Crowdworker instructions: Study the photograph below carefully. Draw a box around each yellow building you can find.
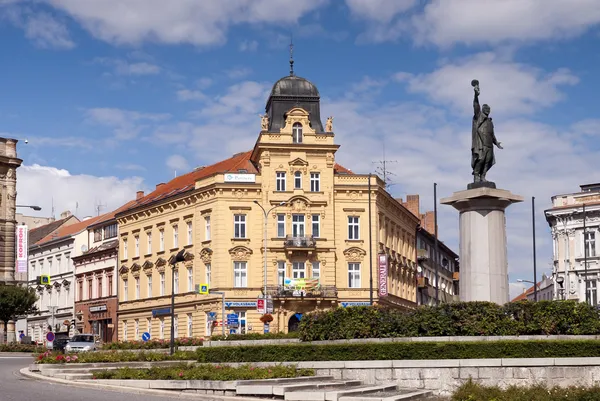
[116,71,419,340]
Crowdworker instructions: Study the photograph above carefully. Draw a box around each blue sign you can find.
[225,302,256,308]
[141,332,151,342]
[341,302,371,308]
[229,329,236,334]
[208,312,217,318]
[46,332,55,342]
[227,313,238,321]
[264,323,270,334]
[19,333,25,339]
[152,308,172,317]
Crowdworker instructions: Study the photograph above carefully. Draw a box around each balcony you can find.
[417,248,429,261]
[266,284,337,299]
[284,235,316,255]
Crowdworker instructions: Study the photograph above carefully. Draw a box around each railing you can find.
[265,285,337,298]
[284,235,316,248]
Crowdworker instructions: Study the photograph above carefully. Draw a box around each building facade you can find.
[511,273,554,302]
[116,71,420,340]
[545,183,600,304]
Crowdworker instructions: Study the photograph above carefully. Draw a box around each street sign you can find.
[199,283,209,295]
[264,323,270,334]
[257,298,265,314]
[40,275,51,285]
[226,313,238,321]
[141,332,151,342]
[207,312,217,321]
[266,298,274,313]
[19,333,24,340]
[46,332,55,342]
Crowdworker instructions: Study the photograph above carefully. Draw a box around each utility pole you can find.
[434,183,439,305]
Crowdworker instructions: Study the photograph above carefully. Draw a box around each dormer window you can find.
[292,123,303,143]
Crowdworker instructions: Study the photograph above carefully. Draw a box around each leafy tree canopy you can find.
[0,285,38,327]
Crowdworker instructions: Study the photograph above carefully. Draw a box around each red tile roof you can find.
[334,163,353,174]
[37,215,104,245]
[511,283,539,302]
[28,215,79,245]
[88,199,138,228]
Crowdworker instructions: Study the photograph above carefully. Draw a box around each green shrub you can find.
[298,301,600,341]
[196,340,600,363]
[93,363,314,381]
[209,332,299,341]
[0,343,45,353]
[101,337,203,350]
[453,379,600,400]
[35,350,196,364]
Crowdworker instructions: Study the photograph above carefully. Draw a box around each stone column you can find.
[441,186,523,305]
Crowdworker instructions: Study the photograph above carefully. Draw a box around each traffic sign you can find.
[19,333,24,339]
[46,332,55,342]
[198,283,209,295]
[257,298,265,314]
[40,275,51,285]
[141,332,151,342]
[207,312,217,321]
[264,323,270,334]
[226,313,238,321]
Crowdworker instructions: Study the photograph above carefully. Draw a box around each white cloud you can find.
[239,39,258,52]
[345,0,417,23]
[225,67,252,80]
[166,154,189,172]
[3,6,75,49]
[84,108,170,140]
[396,52,579,116]
[41,0,327,46]
[176,89,206,101]
[195,77,213,89]
[16,164,144,219]
[94,58,161,76]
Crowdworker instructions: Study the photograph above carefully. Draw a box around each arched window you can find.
[292,123,303,143]
[294,171,302,189]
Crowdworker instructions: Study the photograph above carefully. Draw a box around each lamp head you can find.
[253,200,259,204]
[279,201,286,206]
[32,206,42,211]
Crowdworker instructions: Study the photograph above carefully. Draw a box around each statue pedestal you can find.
[441,186,523,305]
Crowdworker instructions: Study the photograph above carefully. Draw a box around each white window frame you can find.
[277,261,286,285]
[159,229,165,252]
[135,319,139,340]
[147,275,152,297]
[205,216,211,241]
[174,270,179,293]
[135,277,140,299]
[234,214,246,238]
[292,214,305,237]
[187,313,193,337]
[147,317,152,335]
[234,261,247,288]
[187,267,193,291]
[294,171,302,189]
[348,262,361,288]
[292,262,306,279]
[160,272,165,296]
[312,261,320,280]
[292,122,302,143]
[147,232,152,254]
[277,214,286,238]
[187,221,193,245]
[234,311,247,335]
[276,172,286,191]
[310,172,320,192]
[159,318,165,339]
[173,225,179,248]
[585,231,596,257]
[123,279,128,302]
[312,214,320,238]
[134,236,140,257]
[123,320,128,340]
[348,216,360,240]
[206,263,211,286]
[174,316,179,339]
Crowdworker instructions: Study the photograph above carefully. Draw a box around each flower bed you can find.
[93,363,314,381]
[209,332,299,342]
[299,300,600,341]
[0,343,45,353]
[36,350,196,364]
[452,379,600,400]
[196,340,600,363]
[101,337,203,350]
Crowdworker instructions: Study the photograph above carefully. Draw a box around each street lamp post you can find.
[253,200,287,315]
[16,205,42,211]
[169,249,186,355]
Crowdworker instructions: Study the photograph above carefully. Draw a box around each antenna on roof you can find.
[75,201,79,218]
[289,34,294,76]
[51,198,55,219]
[95,200,106,216]
[372,141,398,189]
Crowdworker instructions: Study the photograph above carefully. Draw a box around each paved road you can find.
[0,356,183,401]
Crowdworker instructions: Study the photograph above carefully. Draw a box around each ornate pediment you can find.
[343,247,367,262]
[289,158,309,167]
[119,264,129,275]
[155,257,167,273]
[183,251,194,261]
[53,281,62,289]
[199,248,213,263]
[142,260,154,274]
[131,263,141,272]
[229,245,253,261]
[61,280,70,288]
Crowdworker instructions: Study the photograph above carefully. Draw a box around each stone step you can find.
[274,380,363,396]
[340,389,433,401]
[236,376,338,395]
[48,372,94,380]
[285,383,399,401]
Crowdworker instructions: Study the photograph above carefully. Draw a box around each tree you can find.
[0,285,38,342]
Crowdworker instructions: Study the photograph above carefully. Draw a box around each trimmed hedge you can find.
[453,379,600,400]
[36,350,196,364]
[196,340,600,363]
[210,332,298,341]
[298,301,600,341]
[0,343,45,353]
[102,337,203,350]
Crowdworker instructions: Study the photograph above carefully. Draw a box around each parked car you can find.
[64,334,98,353]
[52,337,70,353]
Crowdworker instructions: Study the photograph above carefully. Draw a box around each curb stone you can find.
[19,368,263,400]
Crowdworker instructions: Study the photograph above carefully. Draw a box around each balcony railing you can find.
[284,235,316,248]
[266,284,337,298]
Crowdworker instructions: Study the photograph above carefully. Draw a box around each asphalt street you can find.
[0,356,184,401]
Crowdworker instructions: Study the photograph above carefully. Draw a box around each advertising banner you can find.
[16,225,28,273]
[378,253,388,297]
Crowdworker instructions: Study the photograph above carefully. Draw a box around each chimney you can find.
[405,195,420,218]
[421,211,435,235]
[136,190,145,200]
[156,183,165,190]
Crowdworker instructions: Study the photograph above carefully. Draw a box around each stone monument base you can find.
[441,186,523,305]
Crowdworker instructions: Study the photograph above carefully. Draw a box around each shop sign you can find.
[224,302,256,308]
[89,304,107,313]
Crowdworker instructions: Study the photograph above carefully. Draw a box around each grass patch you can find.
[452,379,600,400]
[93,363,314,381]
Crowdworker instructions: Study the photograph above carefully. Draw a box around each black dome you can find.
[270,75,320,97]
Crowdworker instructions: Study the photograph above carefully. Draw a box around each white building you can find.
[26,216,101,343]
[545,183,600,304]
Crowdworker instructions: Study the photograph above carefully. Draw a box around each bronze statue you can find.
[471,79,503,184]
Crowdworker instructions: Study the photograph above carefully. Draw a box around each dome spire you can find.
[289,35,294,76]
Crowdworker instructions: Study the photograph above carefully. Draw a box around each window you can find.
[135,319,139,340]
[135,277,140,299]
[107,275,113,296]
[187,267,193,291]
[292,214,305,237]
[585,231,596,257]
[174,270,179,293]
[292,262,306,279]
[159,318,165,339]
[187,314,193,337]
[348,263,361,288]
[312,261,320,280]
[234,261,247,287]
[147,275,152,297]
[94,228,102,242]
[587,280,598,306]
[205,216,211,241]
[123,279,128,301]
[348,216,360,240]
[234,311,247,335]
[187,221,193,245]
[277,261,286,285]
[104,223,117,239]
[88,279,93,300]
[123,239,128,259]
[48,258,53,274]
[312,214,320,238]
[277,214,286,237]
[310,172,320,192]
[147,232,152,254]
[160,272,165,296]
[206,264,211,285]
[78,281,83,302]
[98,276,103,298]
[276,172,286,191]
[159,229,165,252]
[294,171,302,189]
[292,122,302,143]
[173,316,179,339]
[234,214,246,238]
[173,225,179,248]
[147,317,152,335]
[134,236,140,257]
[123,321,128,341]
[56,256,62,274]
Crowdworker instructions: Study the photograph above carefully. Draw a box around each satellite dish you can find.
[81,245,88,252]
[416,266,422,273]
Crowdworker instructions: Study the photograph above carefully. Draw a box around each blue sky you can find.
[3,0,600,298]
